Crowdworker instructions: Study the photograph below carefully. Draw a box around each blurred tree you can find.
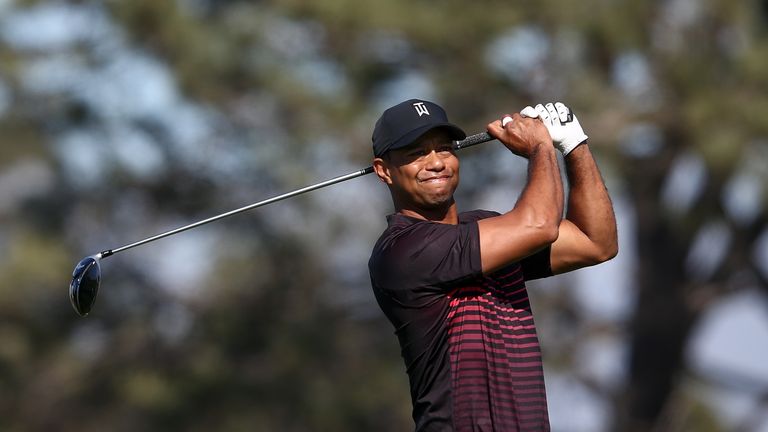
[0,0,766,431]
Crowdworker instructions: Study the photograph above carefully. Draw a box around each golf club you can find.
[69,131,494,316]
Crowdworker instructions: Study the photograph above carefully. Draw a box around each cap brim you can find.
[383,123,467,156]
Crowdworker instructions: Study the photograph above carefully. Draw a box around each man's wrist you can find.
[559,135,588,156]
[564,141,589,159]
[529,140,556,158]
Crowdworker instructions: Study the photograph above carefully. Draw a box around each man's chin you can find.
[422,194,455,210]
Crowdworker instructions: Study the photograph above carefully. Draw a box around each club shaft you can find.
[101,167,374,257]
[99,132,494,258]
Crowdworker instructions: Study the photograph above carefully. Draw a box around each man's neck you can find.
[397,203,459,225]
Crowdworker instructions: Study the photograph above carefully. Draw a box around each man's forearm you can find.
[564,144,617,255]
[516,144,564,230]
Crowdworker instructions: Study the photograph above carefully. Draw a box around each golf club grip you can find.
[454,132,493,150]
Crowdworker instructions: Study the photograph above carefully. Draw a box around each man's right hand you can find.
[486,113,553,159]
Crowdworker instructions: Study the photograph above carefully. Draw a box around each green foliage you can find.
[0,0,766,430]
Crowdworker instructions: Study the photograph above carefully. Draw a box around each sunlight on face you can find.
[384,128,460,212]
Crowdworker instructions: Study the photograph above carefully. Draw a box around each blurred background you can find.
[1,0,767,430]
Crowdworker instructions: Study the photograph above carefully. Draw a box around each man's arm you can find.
[550,143,618,274]
[479,114,564,275]
[525,102,618,274]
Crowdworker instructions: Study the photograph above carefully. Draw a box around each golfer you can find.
[368,99,617,431]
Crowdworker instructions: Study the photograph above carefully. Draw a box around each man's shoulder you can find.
[368,217,425,283]
[384,209,501,227]
[369,212,485,288]
[372,214,433,256]
[459,209,500,222]
[375,210,497,246]
[370,210,493,266]
[385,213,424,230]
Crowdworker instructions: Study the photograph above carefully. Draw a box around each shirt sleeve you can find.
[466,209,553,281]
[372,220,483,293]
[521,245,553,281]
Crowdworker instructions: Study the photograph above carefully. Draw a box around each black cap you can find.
[372,99,466,157]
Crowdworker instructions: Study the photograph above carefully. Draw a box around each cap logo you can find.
[413,102,430,117]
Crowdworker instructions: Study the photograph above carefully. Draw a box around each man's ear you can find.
[373,157,393,185]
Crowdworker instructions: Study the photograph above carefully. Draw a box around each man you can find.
[368,99,618,431]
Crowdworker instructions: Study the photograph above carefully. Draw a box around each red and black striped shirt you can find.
[369,210,552,431]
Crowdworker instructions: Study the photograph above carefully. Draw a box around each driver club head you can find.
[69,255,101,317]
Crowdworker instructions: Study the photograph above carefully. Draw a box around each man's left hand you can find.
[521,102,588,156]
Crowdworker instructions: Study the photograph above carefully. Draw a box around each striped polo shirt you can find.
[369,210,552,431]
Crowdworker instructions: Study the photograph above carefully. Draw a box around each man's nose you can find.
[424,150,445,170]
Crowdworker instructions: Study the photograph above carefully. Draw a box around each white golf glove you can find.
[521,102,588,156]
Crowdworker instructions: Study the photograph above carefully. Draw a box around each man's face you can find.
[377,128,460,212]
